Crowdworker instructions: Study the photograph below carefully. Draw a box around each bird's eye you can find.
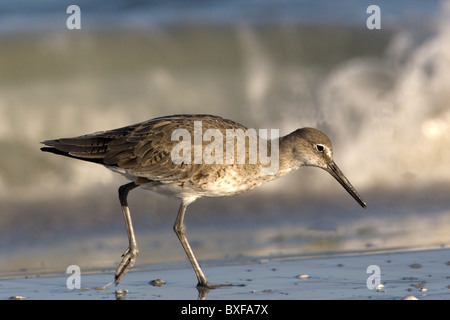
[316,144,324,152]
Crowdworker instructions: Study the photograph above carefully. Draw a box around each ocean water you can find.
[0,1,449,278]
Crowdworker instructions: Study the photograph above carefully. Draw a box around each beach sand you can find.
[3,247,449,300]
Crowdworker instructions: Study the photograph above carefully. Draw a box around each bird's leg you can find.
[173,202,214,288]
[115,182,139,285]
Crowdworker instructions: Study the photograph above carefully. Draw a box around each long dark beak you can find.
[325,161,367,208]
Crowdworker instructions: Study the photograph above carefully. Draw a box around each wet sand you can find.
[2,247,449,300]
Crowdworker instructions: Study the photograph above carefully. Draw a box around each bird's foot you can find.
[114,246,139,285]
[197,281,244,289]
[196,281,245,299]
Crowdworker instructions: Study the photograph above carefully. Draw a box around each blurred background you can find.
[1,0,449,277]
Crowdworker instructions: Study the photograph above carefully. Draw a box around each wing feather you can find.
[41,114,250,183]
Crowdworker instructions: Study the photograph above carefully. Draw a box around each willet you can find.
[41,114,366,288]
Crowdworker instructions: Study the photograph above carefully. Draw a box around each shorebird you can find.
[41,114,366,288]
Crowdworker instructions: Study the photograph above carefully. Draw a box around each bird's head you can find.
[290,128,367,208]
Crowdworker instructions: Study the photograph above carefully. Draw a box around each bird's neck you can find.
[280,132,308,175]
[261,133,304,178]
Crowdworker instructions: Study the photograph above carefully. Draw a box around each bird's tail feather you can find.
[40,136,113,164]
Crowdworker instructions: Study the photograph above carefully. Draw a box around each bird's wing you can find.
[42,114,249,182]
